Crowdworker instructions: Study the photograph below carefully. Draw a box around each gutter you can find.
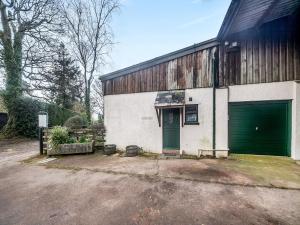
[100,38,219,81]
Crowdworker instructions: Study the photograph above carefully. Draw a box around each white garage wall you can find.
[229,81,299,160]
[229,81,294,102]
[293,82,300,160]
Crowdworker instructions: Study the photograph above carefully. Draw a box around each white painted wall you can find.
[229,81,294,102]
[216,88,229,150]
[181,88,214,155]
[229,81,299,160]
[104,92,162,154]
[104,81,300,159]
[104,88,219,155]
[292,82,300,160]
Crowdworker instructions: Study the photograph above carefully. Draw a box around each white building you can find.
[100,0,300,159]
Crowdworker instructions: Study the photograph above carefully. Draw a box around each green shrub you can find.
[5,97,42,137]
[78,135,89,143]
[2,96,79,138]
[49,126,70,148]
[64,115,87,129]
[68,137,77,144]
[47,104,78,128]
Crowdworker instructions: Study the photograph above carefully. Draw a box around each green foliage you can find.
[47,104,78,128]
[68,137,77,144]
[4,97,41,137]
[64,115,88,129]
[3,97,78,137]
[0,93,7,113]
[41,43,83,109]
[79,135,88,143]
[49,126,70,148]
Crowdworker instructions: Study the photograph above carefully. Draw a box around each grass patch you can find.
[180,154,199,160]
[45,163,82,171]
[223,154,300,188]
[21,154,46,164]
[139,151,159,159]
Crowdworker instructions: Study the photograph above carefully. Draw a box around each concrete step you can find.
[160,149,180,159]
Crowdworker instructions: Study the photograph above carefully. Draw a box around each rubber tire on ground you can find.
[125,145,139,157]
[104,144,116,155]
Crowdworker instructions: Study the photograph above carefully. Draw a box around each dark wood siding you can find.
[219,37,300,86]
[219,15,300,86]
[103,46,218,95]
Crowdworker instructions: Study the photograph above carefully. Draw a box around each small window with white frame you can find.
[185,104,199,125]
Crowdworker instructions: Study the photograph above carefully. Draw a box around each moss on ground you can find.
[21,154,46,164]
[180,154,199,160]
[139,151,159,159]
[222,154,300,188]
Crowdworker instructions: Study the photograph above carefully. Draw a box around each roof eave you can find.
[217,0,242,40]
[100,38,219,81]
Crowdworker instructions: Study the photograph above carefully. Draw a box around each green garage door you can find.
[229,101,291,156]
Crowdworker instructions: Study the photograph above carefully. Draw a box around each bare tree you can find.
[0,0,62,132]
[91,78,104,117]
[63,0,119,122]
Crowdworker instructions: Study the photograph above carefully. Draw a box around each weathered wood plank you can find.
[295,38,300,80]
[272,39,280,82]
[265,39,272,83]
[246,40,253,84]
[287,38,294,81]
[279,37,287,81]
[197,51,203,88]
[253,39,259,83]
[241,41,247,84]
[259,39,266,83]
[219,45,224,87]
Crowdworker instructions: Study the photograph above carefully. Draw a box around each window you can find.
[185,104,199,125]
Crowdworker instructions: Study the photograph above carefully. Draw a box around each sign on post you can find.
[38,112,48,155]
[38,112,48,128]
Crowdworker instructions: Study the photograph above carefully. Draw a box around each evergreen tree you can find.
[44,43,83,109]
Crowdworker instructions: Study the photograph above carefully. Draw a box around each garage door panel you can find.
[229,101,291,156]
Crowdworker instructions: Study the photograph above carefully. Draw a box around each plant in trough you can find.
[49,126,70,149]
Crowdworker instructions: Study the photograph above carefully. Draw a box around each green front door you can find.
[229,101,291,156]
[163,108,180,150]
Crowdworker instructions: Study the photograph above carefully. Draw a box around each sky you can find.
[105,0,232,74]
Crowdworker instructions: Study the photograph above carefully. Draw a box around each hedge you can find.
[6,97,78,137]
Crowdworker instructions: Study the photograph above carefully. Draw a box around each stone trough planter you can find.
[47,141,95,156]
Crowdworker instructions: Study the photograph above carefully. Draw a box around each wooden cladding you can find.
[103,46,218,95]
[103,37,300,96]
[219,37,300,86]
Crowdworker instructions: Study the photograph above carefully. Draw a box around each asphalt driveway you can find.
[0,139,300,225]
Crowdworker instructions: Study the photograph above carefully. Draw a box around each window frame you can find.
[184,104,199,125]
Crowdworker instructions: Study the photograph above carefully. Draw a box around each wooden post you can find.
[39,127,43,155]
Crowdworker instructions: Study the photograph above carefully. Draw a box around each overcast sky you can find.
[104,0,231,74]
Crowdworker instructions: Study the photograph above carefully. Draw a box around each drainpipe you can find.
[212,49,219,156]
